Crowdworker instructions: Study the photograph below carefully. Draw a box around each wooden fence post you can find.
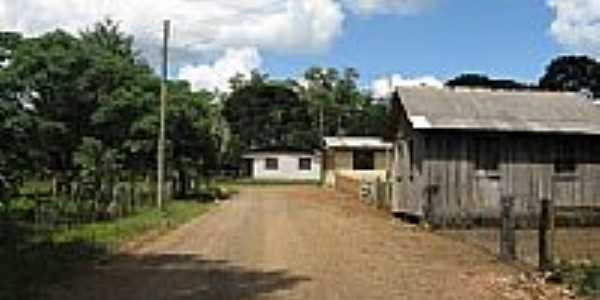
[539,198,554,272]
[375,177,381,206]
[500,196,516,261]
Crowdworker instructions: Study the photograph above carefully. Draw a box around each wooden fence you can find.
[334,174,392,211]
[335,174,361,202]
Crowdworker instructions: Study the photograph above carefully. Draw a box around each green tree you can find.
[0,30,94,193]
[0,31,22,68]
[166,81,220,198]
[0,32,37,197]
[342,100,386,137]
[0,98,37,199]
[447,73,533,90]
[539,55,600,97]
[223,74,318,155]
[3,20,162,195]
[302,67,368,137]
[1,20,227,207]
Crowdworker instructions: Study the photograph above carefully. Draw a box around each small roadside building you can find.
[388,87,600,225]
[322,137,393,186]
[242,148,322,181]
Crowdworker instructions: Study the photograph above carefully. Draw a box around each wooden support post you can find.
[539,198,554,272]
[500,196,516,261]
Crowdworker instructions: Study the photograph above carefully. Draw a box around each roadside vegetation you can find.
[1,197,213,300]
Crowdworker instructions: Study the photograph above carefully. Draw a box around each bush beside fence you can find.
[0,177,220,300]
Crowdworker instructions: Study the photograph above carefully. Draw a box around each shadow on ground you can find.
[1,219,308,300]
[44,253,311,300]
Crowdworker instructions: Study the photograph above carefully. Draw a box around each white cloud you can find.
[0,0,440,92]
[548,0,600,57]
[342,0,437,16]
[0,0,348,92]
[371,74,443,98]
[178,47,262,92]
[0,0,345,59]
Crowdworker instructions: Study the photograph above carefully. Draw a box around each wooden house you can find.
[388,87,600,225]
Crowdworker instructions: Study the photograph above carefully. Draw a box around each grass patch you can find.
[0,200,212,300]
[180,184,239,201]
[552,260,600,296]
[53,201,212,246]
[19,180,52,196]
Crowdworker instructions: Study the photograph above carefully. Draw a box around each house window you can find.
[265,158,278,170]
[475,137,500,172]
[353,150,375,170]
[299,158,312,171]
[554,141,576,174]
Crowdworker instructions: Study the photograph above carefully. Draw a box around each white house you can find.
[242,149,322,181]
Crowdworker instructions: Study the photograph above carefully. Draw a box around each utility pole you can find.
[157,20,170,211]
[319,104,324,140]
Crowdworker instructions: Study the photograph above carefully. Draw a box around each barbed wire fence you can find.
[428,178,600,295]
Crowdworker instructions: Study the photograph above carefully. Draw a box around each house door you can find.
[473,137,502,218]
[242,158,254,178]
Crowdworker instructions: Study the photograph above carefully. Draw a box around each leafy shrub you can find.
[191,185,237,201]
[552,259,600,296]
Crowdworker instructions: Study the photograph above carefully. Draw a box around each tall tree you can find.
[0,20,228,203]
[3,20,159,195]
[302,67,367,137]
[0,31,22,68]
[5,30,95,191]
[0,97,36,198]
[0,32,37,198]
[223,75,318,154]
[446,73,533,90]
[166,81,220,198]
[342,99,386,137]
[539,55,600,97]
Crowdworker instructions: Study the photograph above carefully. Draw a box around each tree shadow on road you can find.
[44,253,311,300]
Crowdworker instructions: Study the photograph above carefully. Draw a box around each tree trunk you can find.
[52,173,59,198]
[177,168,187,199]
[145,173,153,206]
[128,171,136,214]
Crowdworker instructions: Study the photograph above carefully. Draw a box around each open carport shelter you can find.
[322,136,393,187]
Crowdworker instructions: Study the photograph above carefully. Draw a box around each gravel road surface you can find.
[46,186,570,300]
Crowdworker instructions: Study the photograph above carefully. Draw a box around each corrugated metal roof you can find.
[323,136,393,149]
[398,87,600,134]
[242,152,319,158]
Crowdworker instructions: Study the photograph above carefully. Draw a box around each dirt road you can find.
[46,186,565,300]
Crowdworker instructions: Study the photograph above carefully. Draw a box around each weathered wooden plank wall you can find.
[396,132,600,226]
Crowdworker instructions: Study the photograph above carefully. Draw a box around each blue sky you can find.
[1,0,599,93]
[265,1,561,85]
